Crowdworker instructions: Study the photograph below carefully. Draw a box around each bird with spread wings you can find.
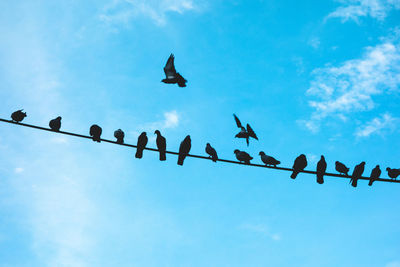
[233,114,258,146]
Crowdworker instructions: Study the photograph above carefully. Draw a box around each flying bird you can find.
[368,165,381,186]
[135,132,148,159]
[233,114,258,146]
[89,124,102,142]
[177,135,191,165]
[234,149,253,164]
[49,116,62,131]
[258,151,280,167]
[114,129,125,144]
[155,130,166,161]
[335,161,350,176]
[350,162,365,187]
[161,54,187,87]
[291,154,307,179]
[316,155,327,184]
[11,110,27,123]
[386,167,400,180]
[205,143,218,162]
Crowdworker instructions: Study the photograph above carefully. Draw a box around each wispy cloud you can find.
[326,0,400,22]
[301,33,400,133]
[100,0,197,26]
[355,113,398,138]
[140,110,180,131]
[386,261,400,267]
[14,167,24,173]
[239,223,281,241]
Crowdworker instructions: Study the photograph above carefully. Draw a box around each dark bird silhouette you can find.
[233,114,258,146]
[291,154,307,179]
[335,161,350,176]
[89,124,102,142]
[155,130,166,161]
[177,135,191,165]
[259,151,280,167]
[49,116,61,131]
[316,155,327,184]
[114,129,125,144]
[205,143,218,162]
[234,149,253,164]
[368,165,381,186]
[350,162,365,187]
[11,110,27,123]
[135,132,148,159]
[386,167,400,180]
[161,54,187,87]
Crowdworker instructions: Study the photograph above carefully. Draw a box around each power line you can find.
[0,118,398,184]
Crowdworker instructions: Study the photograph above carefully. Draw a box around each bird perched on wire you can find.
[135,132,148,159]
[11,110,27,123]
[49,116,62,131]
[316,155,327,184]
[161,54,187,87]
[258,151,280,167]
[155,130,166,161]
[350,162,365,187]
[335,161,350,176]
[233,114,258,146]
[178,135,191,165]
[386,167,400,180]
[368,165,381,186]
[291,154,307,179]
[89,124,102,142]
[234,149,253,164]
[114,129,125,144]
[205,143,218,162]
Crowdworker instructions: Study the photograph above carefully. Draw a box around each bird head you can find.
[56,116,62,120]
[234,133,240,138]
[259,151,265,156]
[321,155,325,159]
[361,162,366,165]
[335,161,339,164]
[387,167,391,171]
[154,130,160,135]
[141,132,147,136]
[206,143,210,146]
[234,149,240,154]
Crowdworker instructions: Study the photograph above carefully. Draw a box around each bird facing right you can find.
[291,154,307,179]
[350,162,365,187]
[368,165,381,186]
[316,155,327,184]
[177,135,191,166]
[49,116,62,131]
[135,132,148,159]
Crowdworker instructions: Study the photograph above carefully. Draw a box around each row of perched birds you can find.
[10,109,400,186]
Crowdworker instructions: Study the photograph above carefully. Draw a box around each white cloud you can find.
[100,0,197,26]
[386,261,400,267]
[140,110,180,131]
[15,167,24,173]
[240,223,281,241]
[309,37,321,49]
[355,113,398,137]
[302,34,400,133]
[326,0,400,22]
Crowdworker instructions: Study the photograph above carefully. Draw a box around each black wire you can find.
[0,118,398,184]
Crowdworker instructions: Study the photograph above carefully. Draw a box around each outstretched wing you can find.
[233,114,242,128]
[246,124,258,140]
[164,54,177,78]
[176,73,187,87]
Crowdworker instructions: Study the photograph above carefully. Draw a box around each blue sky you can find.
[0,0,400,266]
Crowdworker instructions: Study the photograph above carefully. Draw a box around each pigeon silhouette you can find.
[316,155,327,184]
[161,54,187,87]
[89,124,102,142]
[234,149,253,164]
[335,161,350,176]
[259,151,280,167]
[114,129,125,144]
[233,114,258,146]
[386,167,400,180]
[350,162,365,187]
[205,143,218,162]
[177,135,191,165]
[368,165,381,186]
[49,116,61,131]
[155,130,166,161]
[291,154,307,179]
[135,132,148,159]
[11,110,27,123]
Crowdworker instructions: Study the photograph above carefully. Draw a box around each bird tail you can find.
[368,179,374,186]
[291,171,299,179]
[212,155,218,162]
[116,137,123,144]
[177,155,185,165]
[135,149,143,159]
[351,178,358,187]
[246,138,249,146]
[160,151,166,161]
[316,174,324,184]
